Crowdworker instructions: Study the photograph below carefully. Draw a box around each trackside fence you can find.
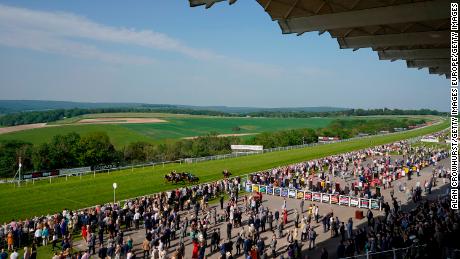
[342,245,428,259]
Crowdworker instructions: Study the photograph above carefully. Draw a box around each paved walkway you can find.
[74,157,450,258]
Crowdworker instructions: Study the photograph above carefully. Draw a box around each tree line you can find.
[0,108,230,126]
[0,118,425,178]
[0,107,444,126]
[245,108,445,118]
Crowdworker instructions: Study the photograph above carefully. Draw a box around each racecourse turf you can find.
[0,120,448,222]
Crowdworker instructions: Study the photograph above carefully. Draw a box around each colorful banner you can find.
[339,196,350,206]
[321,194,330,203]
[370,199,380,210]
[331,194,339,204]
[259,186,267,194]
[312,192,321,202]
[350,197,359,207]
[243,184,381,210]
[288,189,296,198]
[360,198,370,209]
[245,184,252,192]
[281,188,288,197]
[266,186,273,195]
[296,190,304,199]
[304,192,312,201]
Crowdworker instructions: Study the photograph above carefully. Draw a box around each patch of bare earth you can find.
[77,118,167,124]
[0,123,48,135]
[183,133,258,140]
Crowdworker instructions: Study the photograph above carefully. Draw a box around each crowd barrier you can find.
[341,245,428,259]
[244,183,382,210]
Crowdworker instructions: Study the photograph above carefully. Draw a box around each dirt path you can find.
[0,123,48,134]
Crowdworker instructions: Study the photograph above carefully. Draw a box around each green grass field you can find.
[0,120,448,222]
[0,115,335,147]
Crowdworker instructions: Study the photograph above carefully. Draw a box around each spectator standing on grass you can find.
[33,228,41,245]
[9,249,17,259]
[7,231,13,252]
[51,232,58,251]
[0,249,7,259]
[134,211,141,230]
[81,226,87,243]
[41,226,49,246]
[81,251,90,259]
[30,244,36,259]
[22,247,30,259]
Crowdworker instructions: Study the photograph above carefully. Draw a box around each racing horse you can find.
[186,173,199,184]
[164,171,184,184]
[165,171,199,184]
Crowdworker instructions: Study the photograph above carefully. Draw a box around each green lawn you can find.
[121,117,333,140]
[0,120,448,222]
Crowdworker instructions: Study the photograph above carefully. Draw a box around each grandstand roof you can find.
[189,0,450,78]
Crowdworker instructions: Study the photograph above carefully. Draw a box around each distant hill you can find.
[0,100,348,114]
[0,100,165,113]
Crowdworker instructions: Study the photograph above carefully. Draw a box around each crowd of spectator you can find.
[0,138,454,259]
[247,141,448,201]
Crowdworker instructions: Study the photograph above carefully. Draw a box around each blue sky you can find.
[0,0,449,111]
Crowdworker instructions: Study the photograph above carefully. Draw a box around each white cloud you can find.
[0,27,154,65]
[0,3,284,76]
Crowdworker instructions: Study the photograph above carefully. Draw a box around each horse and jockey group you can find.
[164,171,199,184]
